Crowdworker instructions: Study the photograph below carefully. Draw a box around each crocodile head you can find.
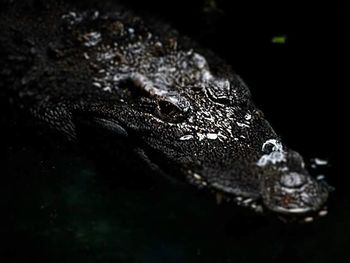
[0,1,331,222]
[86,37,330,220]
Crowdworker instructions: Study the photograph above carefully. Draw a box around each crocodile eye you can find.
[156,100,187,123]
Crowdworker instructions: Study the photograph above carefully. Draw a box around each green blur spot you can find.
[272,35,287,44]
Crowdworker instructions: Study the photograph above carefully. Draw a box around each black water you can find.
[0,1,348,262]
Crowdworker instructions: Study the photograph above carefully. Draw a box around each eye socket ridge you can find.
[155,98,188,123]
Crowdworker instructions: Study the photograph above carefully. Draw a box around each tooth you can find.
[319,210,328,217]
[235,196,243,202]
[317,175,325,181]
[304,217,314,223]
[216,193,223,205]
[193,173,202,180]
[243,198,253,205]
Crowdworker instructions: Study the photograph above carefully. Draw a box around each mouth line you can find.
[276,206,329,223]
[210,189,329,223]
[211,189,264,213]
[187,167,330,223]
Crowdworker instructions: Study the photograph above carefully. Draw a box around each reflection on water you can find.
[0,112,347,263]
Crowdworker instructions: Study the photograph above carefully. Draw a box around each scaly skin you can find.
[0,0,331,221]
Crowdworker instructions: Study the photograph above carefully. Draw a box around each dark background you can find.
[0,0,348,262]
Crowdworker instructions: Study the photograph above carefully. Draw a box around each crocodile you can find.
[0,0,331,221]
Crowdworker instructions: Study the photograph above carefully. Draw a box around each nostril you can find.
[261,139,284,153]
[263,143,275,154]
